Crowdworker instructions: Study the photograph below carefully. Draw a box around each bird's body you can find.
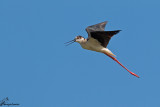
[65,21,139,78]
[78,37,115,56]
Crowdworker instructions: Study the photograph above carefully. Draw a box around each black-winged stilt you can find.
[65,21,139,78]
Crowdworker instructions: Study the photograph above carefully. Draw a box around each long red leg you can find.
[103,52,139,78]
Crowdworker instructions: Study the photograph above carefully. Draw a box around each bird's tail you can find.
[103,52,140,78]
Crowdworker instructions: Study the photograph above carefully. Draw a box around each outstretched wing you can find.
[86,21,108,38]
[90,30,121,47]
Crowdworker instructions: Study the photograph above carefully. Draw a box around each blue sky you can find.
[0,0,160,107]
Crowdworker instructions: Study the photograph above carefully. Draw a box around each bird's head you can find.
[64,36,86,46]
[75,36,85,43]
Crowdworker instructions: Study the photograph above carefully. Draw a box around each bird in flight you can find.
[65,21,139,78]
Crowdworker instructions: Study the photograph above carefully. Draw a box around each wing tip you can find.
[113,30,122,35]
[103,21,108,24]
[101,21,108,25]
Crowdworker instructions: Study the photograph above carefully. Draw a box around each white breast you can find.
[80,37,115,56]
[80,38,102,52]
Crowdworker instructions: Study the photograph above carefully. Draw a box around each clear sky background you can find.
[0,0,160,107]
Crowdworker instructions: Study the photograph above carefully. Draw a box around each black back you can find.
[90,30,121,47]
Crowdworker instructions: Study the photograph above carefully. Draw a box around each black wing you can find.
[4,104,20,105]
[90,30,121,47]
[86,21,107,37]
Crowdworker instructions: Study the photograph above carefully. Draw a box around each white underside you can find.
[79,38,115,56]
